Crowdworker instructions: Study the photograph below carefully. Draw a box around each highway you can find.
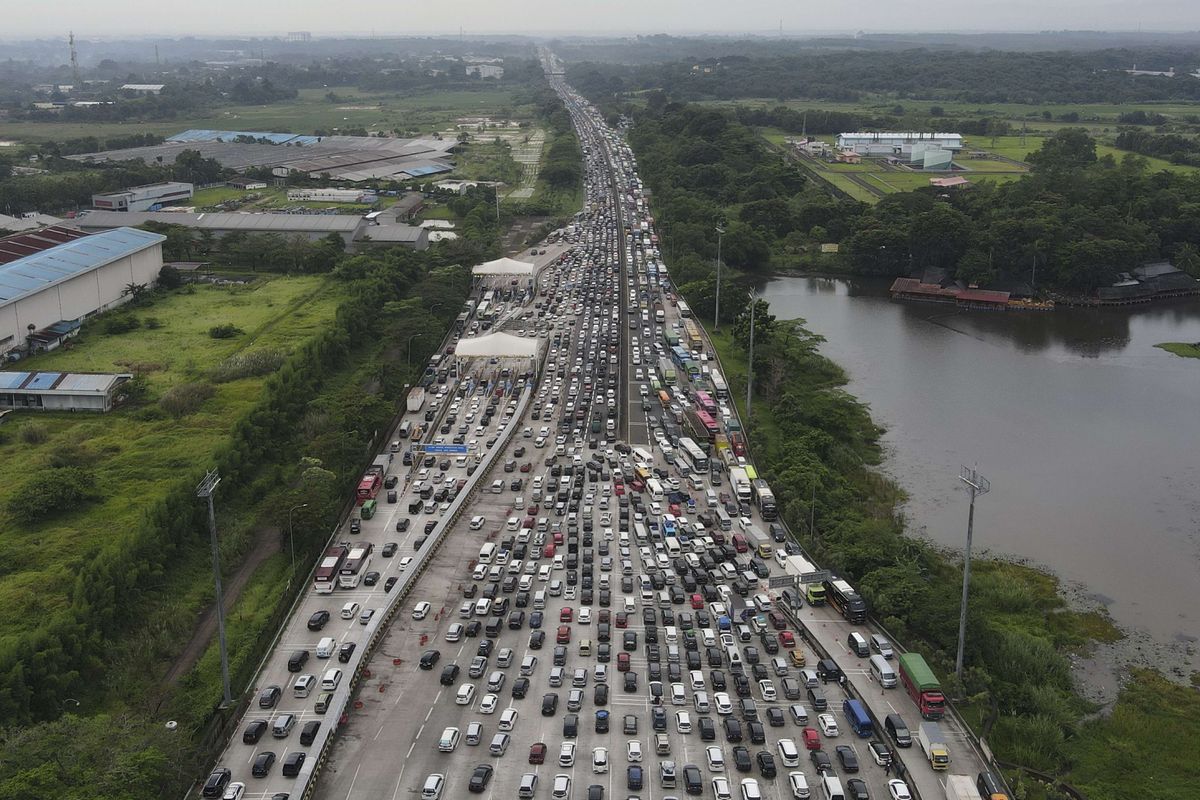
[202,55,995,800]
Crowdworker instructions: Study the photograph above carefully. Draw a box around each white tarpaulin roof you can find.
[472,257,535,277]
[455,332,542,359]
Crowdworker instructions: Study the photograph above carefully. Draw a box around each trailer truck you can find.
[898,653,946,720]
[944,775,977,800]
[917,721,950,770]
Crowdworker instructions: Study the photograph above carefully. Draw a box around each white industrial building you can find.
[836,132,963,154]
[0,371,132,412]
[286,188,376,203]
[92,181,194,212]
[0,227,165,360]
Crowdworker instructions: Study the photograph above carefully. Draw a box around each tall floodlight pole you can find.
[714,225,725,331]
[287,503,308,578]
[745,289,757,421]
[197,469,232,707]
[955,465,991,685]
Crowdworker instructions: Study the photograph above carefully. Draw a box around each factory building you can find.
[0,371,133,412]
[0,226,165,360]
[75,211,365,247]
[836,132,963,154]
[92,181,194,212]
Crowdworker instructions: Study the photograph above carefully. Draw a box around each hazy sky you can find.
[3,0,1198,38]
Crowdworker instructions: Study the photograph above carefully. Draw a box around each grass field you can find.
[0,276,341,646]
[0,86,535,143]
[1155,341,1200,358]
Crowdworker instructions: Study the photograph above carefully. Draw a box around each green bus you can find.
[360,499,378,519]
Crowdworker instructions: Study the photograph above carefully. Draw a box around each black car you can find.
[811,750,833,773]
[836,745,860,773]
[594,684,609,705]
[384,576,398,592]
[257,685,282,709]
[251,752,276,778]
[242,719,268,744]
[307,611,330,631]
[419,649,440,669]
[299,719,321,746]
[748,720,766,744]
[847,778,870,800]
[529,630,545,649]
[724,716,743,743]
[541,693,559,716]
[395,519,410,533]
[439,664,460,685]
[363,571,380,586]
[766,707,785,727]
[512,677,530,698]
[757,751,777,778]
[338,642,356,663]
[468,764,494,793]
[732,745,752,773]
[698,716,716,740]
[652,706,667,731]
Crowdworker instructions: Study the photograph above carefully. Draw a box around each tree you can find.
[157,265,183,289]
[1027,128,1097,173]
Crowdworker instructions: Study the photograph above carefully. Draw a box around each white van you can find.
[724,645,742,666]
[478,542,497,564]
[534,590,547,610]
[491,480,504,494]
[506,516,521,531]
[293,674,315,698]
[316,637,337,658]
[321,668,343,691]
[870,654,897,688]
[705,489,718,508]
[821,775,845,800]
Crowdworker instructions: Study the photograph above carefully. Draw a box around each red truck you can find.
[898,653,946,720]
[729,432,747,458]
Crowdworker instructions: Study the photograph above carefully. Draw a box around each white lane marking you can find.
[342,762,362,800]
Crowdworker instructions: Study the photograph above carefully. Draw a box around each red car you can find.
[614,483,625,496]
[615,613,628,629]
[802,728,821,750]
[669,503,681,515]
[779,631,796,648]
[769,612,786,630]
[598,609,611,624]
[557,625,571,644]
[617,652,631,672]
[529,742,547,764]
[690,594,704,610]
[527,505,538,516]
[560,607,574,623]
[520,462,532,473]
[544,543,556,558]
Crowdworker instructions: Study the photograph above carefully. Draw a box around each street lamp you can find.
[63,698,80,711]
[745,289,757,421]
[406,332,427,366]
[714,224,725,331]
[287,503,308,577]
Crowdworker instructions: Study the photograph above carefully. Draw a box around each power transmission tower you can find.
[197,470,232,707]
[955,465,990,686]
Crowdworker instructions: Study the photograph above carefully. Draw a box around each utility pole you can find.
[955,465,991,686]
[745,289,757,421]
[714,224,725,331]
[197,470,232,707]
[287,503,308,580]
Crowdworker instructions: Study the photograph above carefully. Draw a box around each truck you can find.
[730,467,752,503]
[898,653,946,720]
[744,524,771,555]
[783,556,827,605]
[728,431,747,458]
[407,386,426,412]
[917,722,950,770]
[944,775,977,800]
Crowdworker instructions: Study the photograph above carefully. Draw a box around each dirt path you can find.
[161,527,281,688]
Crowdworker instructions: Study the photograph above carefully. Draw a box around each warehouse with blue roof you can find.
[0,226,165,362]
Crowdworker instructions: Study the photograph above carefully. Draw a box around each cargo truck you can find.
[407,387,426,412]
[782,556,827,605]
[730,468,752,502]
[898,653,946,720]
[944,775,977,800]
[917,722,950,770]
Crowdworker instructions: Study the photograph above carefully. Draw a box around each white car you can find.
[221,782,245,800]
[676,711,692,733]
[671,683,686,705]
[592,746,608,773]
[445,623,464,642]
[712,777,733,800]
[412,601,432,620]
[706,745,725,772]
[714,692,733,715]
[741,778,763,800]
[399,556,414,571]
[818,713,839,737]
[777,738,800,767]
[627,740,642,762]
[498,707,518,730]
[455,684,475,705]
[472,564,488,580]
[759,680,777,701]
[578,607,592,624]
[552,774,571,799]
[341,601,360,620]
[888,780,913,800]
[788,772,810,800]
[559,741,577,767]
[470,515,486,530]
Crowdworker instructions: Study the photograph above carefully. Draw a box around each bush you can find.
[19,422,49,444]
[157,264,183,289]
[208,323,243,339]
[210,349,288,383]
[7,466,101,523]
[103,315,142,335]
[158,381,216,417]
[143,317,163,330]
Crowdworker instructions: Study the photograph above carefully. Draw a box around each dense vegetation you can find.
[568,48,1200,104]
[1113,128,1200,166]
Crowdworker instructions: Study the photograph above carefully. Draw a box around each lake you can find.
[761,275,1200,677]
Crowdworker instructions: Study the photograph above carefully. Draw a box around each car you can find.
[732,745,752,772]
[413,602,432,620]
[756,751,777,778]
[818,713,839,737]
[788,772,810,800]
[715,692,733,715]
[257,685,281,709]
[399,556,414,570]
[542,693,559,716]
[382,542,398,557]
[706,745,726,772]
[836,744,859,772]
[307,611,330,631]
[847,778,871,800]
[446,623,465,641]
[810,750,832,773]
[468,764,494,793]
[712,776,733,800]
[251,751,276,778]
[868,740,894,767]
[592,746,609,773]
[559,741,577,767]
[479,693,499,714]
[419,649,441,670]
[530,742,548,764]
[456,684,476,705]
[553,774,572,799]
[627,740,643,762]
[740,777,763,800]
[385,576,399,592]
[887,779,912,800]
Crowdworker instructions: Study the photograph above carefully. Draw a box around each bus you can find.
[670,345,690,367]
[677,299,692,318]
[339,544,375,589]
[685,359,701,379]
[752,479,777,521]
[694,391,717,416]
[710,370,729,399]
[679,437,710,473]
[682,318,704,351]
[824,578,867,624]
[693,409,720,438]
[313,543,350,594]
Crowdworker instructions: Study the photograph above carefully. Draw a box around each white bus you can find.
[710,370,729,399]
[338,545,374,589]
[678,437,709,473]
[677,299,692,318]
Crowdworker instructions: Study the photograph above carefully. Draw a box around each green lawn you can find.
[821,172,880,202]
[0,276,340,645]
[1155,342,1200,359]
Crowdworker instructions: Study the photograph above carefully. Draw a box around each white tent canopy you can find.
[472,256,535,277]
[454,331,542,359]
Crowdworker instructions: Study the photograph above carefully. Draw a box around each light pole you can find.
[287,503,308,578]
[196,469,232,708]
[745,289,757,421]
[63,698,80,712]
[406,332,427,367]
[955,465,991,686]
[714,224,725,331]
